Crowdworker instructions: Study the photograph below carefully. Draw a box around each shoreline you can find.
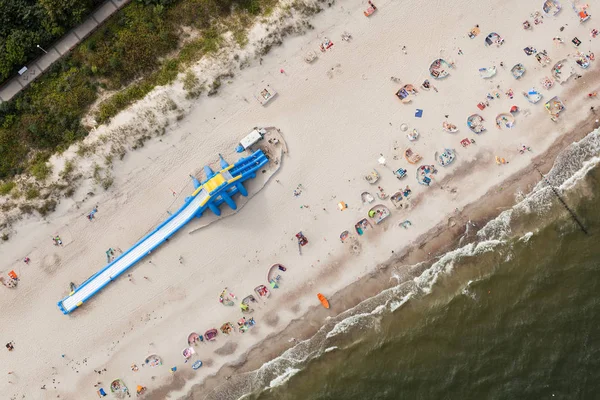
[150,113,600,399]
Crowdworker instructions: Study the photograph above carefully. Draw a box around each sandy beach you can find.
[1,0,599,398]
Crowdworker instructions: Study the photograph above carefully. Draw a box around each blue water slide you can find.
[57,150,268,314]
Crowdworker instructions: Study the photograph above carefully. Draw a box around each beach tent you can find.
[144,354,162,367]
[304,50,317,63]
[110,379,128,393]
[574,53,590,69]
[545,96,566,119]
[572,1,591,22]
[256,86,277,106]
[543,0,562,15]
[416,165,434,186]
[435,149,456,167]
[188,332,201,346]
[429,59,452,79]
[523,88,543,104]
[552,60,575,83]
[467,114,486,134]
[254,284,270,298]
[340,231,350,242]
[511,63,526,79]
[578,9,591,22]
[182,347,195,359]
[368,204,391,224]
[354,218,372,235]
[485,32,504,46]
[495,113,515,129]
[205,328,218,341]
[267,264,286,283]
[221,322,234,334]
[479,66,497,79]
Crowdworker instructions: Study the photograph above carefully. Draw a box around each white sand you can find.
[1,0,599,398]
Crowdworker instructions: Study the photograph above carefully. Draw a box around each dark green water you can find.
[199,132,600,400]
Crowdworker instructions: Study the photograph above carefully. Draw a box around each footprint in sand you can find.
[350,239,362,256]
[264,313,279,327]
[42,253,61,274]
[327,63,343,79]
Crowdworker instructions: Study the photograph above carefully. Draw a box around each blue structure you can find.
[57,150,269,314]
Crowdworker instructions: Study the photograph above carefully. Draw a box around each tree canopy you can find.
[0,0,102,82]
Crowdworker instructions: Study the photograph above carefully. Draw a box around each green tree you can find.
[39,0,93,25]
[0,30,40,80]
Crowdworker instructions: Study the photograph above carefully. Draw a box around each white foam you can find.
[390,293,412,312]
[325,312,373,339]
[268,367,301,388]
[559,156,600,192]
[461,286,477,301]
[324,346,338,353]
[370,304,386,315]
[519,232,533,243]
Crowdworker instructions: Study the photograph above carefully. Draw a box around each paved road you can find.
[0,0,131,103]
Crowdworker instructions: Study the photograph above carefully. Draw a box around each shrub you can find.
[30,159,53,181]
[0,181,16,195]
[60,160,76,180]
[37,199,57,216]
[25,186,40,200]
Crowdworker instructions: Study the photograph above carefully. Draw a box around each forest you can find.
[0,0,104,82]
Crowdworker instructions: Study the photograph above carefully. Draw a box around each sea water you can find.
[200,129,600,400]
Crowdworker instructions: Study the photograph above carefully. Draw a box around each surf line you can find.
[535,167,588,235]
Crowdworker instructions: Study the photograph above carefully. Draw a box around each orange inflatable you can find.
[317,293,330,309]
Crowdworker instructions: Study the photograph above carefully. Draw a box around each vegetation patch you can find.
[0,0,278,181]
[0,181,16,196]
[25,186,40,200]
[30,158,53,181]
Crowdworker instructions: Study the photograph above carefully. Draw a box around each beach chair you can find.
[97,388,107,397]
